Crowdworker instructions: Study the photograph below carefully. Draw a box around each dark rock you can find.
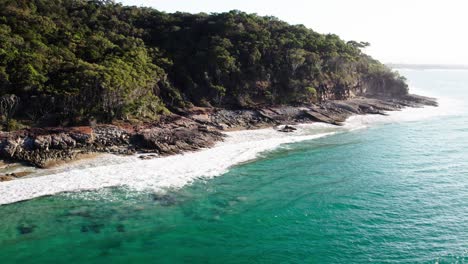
[2,138,21,157]
[34,135,51,150]
[303,109,342,125]
[10,171,31,177]
[133,119,224,155]
[277,125,297,133]
[139,154,158,160]
[93,125,130,146]
[69,131,94,145]
[51,133,76,149]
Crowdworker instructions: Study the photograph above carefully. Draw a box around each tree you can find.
[0,1,408,126]
[0,94,20,131]
[347,40,370,49]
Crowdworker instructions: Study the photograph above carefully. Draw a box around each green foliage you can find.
[5,119,23,131]
[123,94,169,120]
[305,87,318,102]
[0,94,20,131]
[0,0,408,128]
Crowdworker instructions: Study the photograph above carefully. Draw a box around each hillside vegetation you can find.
[0,0,407,130]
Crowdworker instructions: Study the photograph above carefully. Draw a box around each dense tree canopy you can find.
[0,0,407,129]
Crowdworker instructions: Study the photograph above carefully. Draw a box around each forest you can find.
[0,0,408,130]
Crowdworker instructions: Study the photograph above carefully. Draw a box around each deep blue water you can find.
[0,69,467,263]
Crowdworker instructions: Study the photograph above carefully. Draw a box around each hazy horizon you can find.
[118,0,468,65]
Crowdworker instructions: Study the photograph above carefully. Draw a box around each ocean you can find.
[0,69,467,263]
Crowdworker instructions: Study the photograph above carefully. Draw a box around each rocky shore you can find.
[0,94,437,179]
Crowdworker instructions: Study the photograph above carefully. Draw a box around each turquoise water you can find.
[0,70,468,263]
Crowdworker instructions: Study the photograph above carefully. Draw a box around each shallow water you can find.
[0,70,467,263]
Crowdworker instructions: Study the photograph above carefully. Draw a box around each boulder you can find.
[277,125,297,133]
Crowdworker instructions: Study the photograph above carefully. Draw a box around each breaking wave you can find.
[0,87,460,205]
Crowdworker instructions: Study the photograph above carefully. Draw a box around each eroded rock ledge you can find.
[0,94,437,169]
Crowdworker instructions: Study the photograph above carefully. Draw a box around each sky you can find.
[118,0,468,65]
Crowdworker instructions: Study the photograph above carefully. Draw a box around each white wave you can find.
[0,125,337,205]
[346,99,457,128]
[345,86,464,129]
[393,68,468,72]
[0,92,459,205]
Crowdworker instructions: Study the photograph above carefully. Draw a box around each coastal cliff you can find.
[0,1,437,173]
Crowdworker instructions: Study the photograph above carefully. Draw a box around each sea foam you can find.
[0,125,337,205]
[0,88,458,205]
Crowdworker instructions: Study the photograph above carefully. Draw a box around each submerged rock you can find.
[151,193,179,207]
[17,224,36,235]
[81,224,104,234]
[116,224,125,233]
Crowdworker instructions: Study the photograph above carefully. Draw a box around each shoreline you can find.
[0,94,441,205]
[0,94,437,173]
[0,125,339,205]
